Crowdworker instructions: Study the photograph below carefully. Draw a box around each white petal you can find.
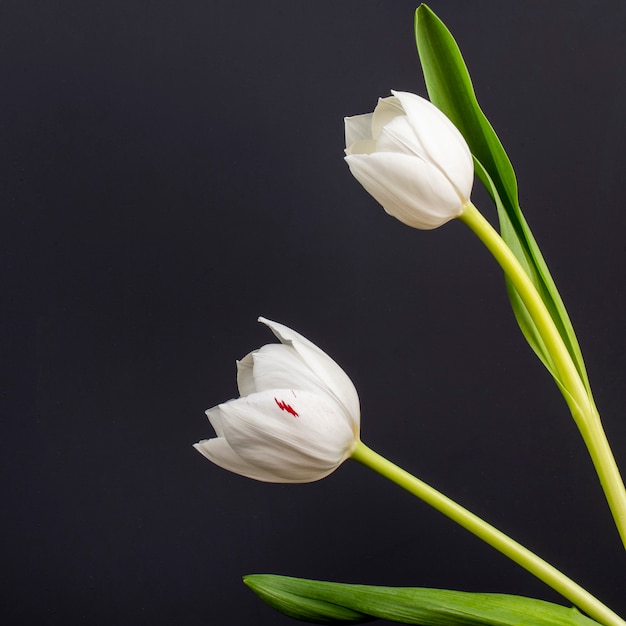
[371,95,404,140]
[205,405,227,437]
[218,389,357,483]
[344,113,374,150]
[345,152,463,229]
[246,344,335,398]
[375,115,424,156]
[391,91,473,200]
[236,352,256,396]
[345,138,377,156]
[194,438,288,483]
[257,317,360,427]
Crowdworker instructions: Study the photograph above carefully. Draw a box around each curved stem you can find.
[458,202,589,417]
[458,201,626,548]
[351,440,625,626]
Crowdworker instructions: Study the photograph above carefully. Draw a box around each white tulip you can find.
[344,90,474,230]
[194,317,360,483]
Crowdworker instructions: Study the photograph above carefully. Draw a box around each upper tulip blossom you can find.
[344,90,474,230]
[194,317,360,483]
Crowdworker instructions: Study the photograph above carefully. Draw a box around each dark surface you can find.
[2,1,625,624]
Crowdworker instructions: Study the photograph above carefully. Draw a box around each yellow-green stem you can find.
[458,201,626,548]
[458,202,589,416]
[351,440,625,626]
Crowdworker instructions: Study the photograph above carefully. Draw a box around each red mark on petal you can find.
[274,397,299,417]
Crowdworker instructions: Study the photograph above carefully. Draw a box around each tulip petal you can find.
[240,344,334,400]
[344,113,374,148]
[236,352,256,396]
[205,405,227,437]
[218,389,357,483]
[257,317,360,427]
[391,90,473,199]
[345,138,377,156]
[194,437,288,483]
[371,96,404,140]
[375,114,425,157]
[345,152,463,229]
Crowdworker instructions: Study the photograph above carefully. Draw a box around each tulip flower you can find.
[194,317,360,483]
[344,90,474,229]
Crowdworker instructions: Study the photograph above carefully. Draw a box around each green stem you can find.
[458,201,626,548]
[458,202,589,416]
[351,440,625,626]
[584,410,626,546]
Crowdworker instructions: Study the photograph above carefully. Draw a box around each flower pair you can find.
[197,91,473,482]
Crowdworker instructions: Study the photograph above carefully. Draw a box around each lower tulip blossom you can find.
[194,317,360,483]
[193,327,624,626]
[344,90,474,229]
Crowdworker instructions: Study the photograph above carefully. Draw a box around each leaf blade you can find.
[414,4,591,398]
[245,575,600,626]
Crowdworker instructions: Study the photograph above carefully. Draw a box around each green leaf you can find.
[414,4,591,398]
[244,575,373,624]
[244,574,600,626]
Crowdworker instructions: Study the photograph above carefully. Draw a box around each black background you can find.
[2,1,626,624]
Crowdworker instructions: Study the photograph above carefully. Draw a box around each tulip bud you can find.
[194,318,360,483]
[344,90,474,229]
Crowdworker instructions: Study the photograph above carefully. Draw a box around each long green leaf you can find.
[245,574,600,626]
[414,4,591,397]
